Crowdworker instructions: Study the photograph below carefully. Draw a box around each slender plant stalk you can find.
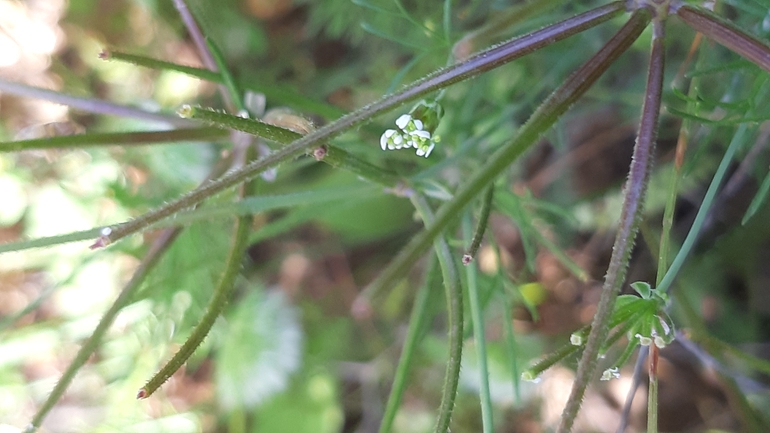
[557,12,660,432]
[657,122,754,294]
[0,127,227,152]
[616,346,648,433]
[93,2,624,247]
[410,193,463,433]
[138,211,250,398]
[462,214,494,433]
[358,10,649,314]
[522,343,581,380]
[0,79,192,127]
[205,36,242,112]
[173,0,217,71]
[379,257,437,433]
[647,344,659,433]
[101,49,220,81]
[182,106,401,187]
[103,49,346,120]
[452,0,564,60]
[463,186,494,265]
[27,228,181,432]
[674,4,770,73]
[501,288,521,401]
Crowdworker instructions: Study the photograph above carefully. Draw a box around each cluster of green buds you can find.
[380,100,443,158]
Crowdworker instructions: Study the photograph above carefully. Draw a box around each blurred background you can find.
[1,0,770,432]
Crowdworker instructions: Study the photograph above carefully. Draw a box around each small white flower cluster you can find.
[380,114,438,158]
[601,367,620,381]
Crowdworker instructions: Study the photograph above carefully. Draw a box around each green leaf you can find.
[631,281,652,299]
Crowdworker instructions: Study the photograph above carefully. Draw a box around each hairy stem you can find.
[410,194,463,433]
[137,213,250,398]
[557,12,660,433]
[463,186,494,265]
[675,4,770,73]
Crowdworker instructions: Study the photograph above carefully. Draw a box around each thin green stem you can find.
[462,214,494,433]
[101,49,220,81]
[463,186,494,265]
[657,122,753,294]
[410,193,463,433]
[0,127,227,152]
[521,343,581,381]
[379,257,437,433]
[647,345,659,433]
[206,36,243,112]
[137,210,250,398]
[181,106,402,187]
[103,49,346,120]
[557,12,658,432]
[0,185,372,254]
[28,228,181,432]
[500,287,521,402]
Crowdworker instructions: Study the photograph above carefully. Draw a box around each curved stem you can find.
[137,213,250,398]
[463,186,494,265]
[557,12,660,433]
[410,194,463,433]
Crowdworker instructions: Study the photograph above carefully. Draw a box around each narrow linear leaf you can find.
[0,128,227,152]
[676,4,770,73]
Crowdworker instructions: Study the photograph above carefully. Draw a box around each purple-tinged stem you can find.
[0,79,193,128]
[173,0,216,71]
[675,4,770,73]
[557,15,663,433]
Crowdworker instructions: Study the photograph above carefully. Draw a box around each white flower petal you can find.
[424,142,435,158]
[395,114,412,130]
[410,130,431,139]
[413,119,423,130]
